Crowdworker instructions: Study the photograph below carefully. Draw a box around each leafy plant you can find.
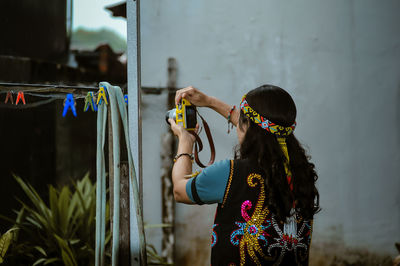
[0,227,18,264]
[147,243,173,265]
[1,175,173,265]
[1,174,110,265]
[0,208,25,264]
[145,223,174,265]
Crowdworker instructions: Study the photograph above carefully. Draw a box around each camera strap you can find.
[190,112,216,168]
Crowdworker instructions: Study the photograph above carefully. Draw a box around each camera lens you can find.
[165,109,176,125]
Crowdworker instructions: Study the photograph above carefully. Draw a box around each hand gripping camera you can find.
[165,98,215,168]
[165,98,197,131]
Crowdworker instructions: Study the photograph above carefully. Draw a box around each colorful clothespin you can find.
[62,93,77,117]
[124,94,128,105]
[96,86,108,105]
[15,91,26,105]
[84,91,97,112]
[4,91,13,104]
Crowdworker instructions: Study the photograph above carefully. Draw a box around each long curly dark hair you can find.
[236,84,320,223]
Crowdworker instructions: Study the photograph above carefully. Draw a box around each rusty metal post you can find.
[109,111,130,266]
[161,58,177,263]
[119,162,131,265]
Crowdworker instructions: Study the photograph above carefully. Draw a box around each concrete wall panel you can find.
[136,0,400,262]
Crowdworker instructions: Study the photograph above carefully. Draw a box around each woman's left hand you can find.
[168,118,197,144]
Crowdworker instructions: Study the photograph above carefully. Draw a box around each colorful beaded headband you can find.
[240,94,296,136]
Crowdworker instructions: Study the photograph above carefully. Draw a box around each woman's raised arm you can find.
[175,86,239,126]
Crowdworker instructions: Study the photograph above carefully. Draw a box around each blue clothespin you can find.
[96,86,108,105]
[84,91,97,112]
[124,94,128,105]
[62,93,77,117]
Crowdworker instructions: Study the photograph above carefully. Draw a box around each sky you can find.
[73,0,127,38]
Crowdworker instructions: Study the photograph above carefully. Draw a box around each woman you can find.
[168,84,320,265]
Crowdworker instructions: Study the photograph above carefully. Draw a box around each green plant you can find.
[146,244,173,265]
[0,228,18,264]
[1,174,173,265]
[145,223,174,265]
[1,174,110,265]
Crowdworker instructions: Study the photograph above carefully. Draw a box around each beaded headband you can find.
[240,94,296,136]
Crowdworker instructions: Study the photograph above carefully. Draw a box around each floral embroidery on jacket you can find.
[211,161,314,266]
[267,215,311,264]
[229,173,272,265]
[211,224,218,248]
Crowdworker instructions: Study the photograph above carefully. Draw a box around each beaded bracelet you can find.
[227,105,236,134]
[173,153,194,162]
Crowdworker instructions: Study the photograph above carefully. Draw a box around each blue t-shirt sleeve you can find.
[186,159,231,204]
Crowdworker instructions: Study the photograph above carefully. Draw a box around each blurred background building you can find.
[0,0,126,237]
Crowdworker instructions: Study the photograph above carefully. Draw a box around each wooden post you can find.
[119,162,131,266]
[161,58,177,263]
[108,107,131,266]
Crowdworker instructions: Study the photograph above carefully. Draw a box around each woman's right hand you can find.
[175,86,212,107]
[175,86,236,126]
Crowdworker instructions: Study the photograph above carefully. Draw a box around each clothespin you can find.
[96,86,108,105]
[15,91,26,105]
[84,91,97,112]
[62,93,77,117]
[4,91,13,104]
[124,94,128,105]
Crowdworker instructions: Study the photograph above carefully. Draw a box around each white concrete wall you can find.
[135,0,400,263]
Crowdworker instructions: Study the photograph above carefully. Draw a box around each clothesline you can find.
[0,82,98,91]
[0,82,111,114]
[0,82,169,95]
[0,98,57,109]
[0,81,172,111]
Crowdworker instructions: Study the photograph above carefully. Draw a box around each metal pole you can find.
[127,0,142,206]
[127,0,146,264]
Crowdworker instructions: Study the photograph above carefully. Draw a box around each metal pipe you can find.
[127,0,147,264]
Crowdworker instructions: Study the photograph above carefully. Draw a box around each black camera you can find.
[165,99,197,130]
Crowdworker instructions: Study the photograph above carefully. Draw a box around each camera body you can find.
[165,98,197,130]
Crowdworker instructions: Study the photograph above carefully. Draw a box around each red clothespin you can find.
[15,91,26,105]
[4,91,13,104]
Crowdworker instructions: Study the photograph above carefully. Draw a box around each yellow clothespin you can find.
[96,86,108,105]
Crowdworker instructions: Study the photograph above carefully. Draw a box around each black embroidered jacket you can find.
[194,159,313,266]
